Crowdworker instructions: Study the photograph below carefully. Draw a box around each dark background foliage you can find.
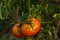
[0,0,60,40]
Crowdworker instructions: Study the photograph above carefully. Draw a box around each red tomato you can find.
[12,24,24,38]
[21,18,41,36]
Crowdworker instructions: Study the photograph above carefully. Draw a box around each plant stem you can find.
[41,22,53,24]
[15,6,20,23]
[27,0,30,14]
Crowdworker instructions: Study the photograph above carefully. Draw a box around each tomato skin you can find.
[21,18,41,36]
[12,24,24,38]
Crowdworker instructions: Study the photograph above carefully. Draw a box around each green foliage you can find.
[0,0,60,40]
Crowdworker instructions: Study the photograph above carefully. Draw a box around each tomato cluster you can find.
[12,18,41,38]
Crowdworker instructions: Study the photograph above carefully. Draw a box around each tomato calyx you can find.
[18,24,23,28]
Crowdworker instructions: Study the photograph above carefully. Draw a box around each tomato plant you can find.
[12,24,25,38]
[21,18,41,36]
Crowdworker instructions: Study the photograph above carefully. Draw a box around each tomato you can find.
[12,24,24,38]
[21,18,41,36]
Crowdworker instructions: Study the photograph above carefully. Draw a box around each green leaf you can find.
[0,9,3,20]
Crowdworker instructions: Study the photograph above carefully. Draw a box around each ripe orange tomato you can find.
[21,18,41,36]
[12,24,24,38]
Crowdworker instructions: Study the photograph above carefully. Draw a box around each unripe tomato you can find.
[21,18,41,36]
[12,24,24,38]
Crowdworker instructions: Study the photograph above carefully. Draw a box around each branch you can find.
[15,6,20,23]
